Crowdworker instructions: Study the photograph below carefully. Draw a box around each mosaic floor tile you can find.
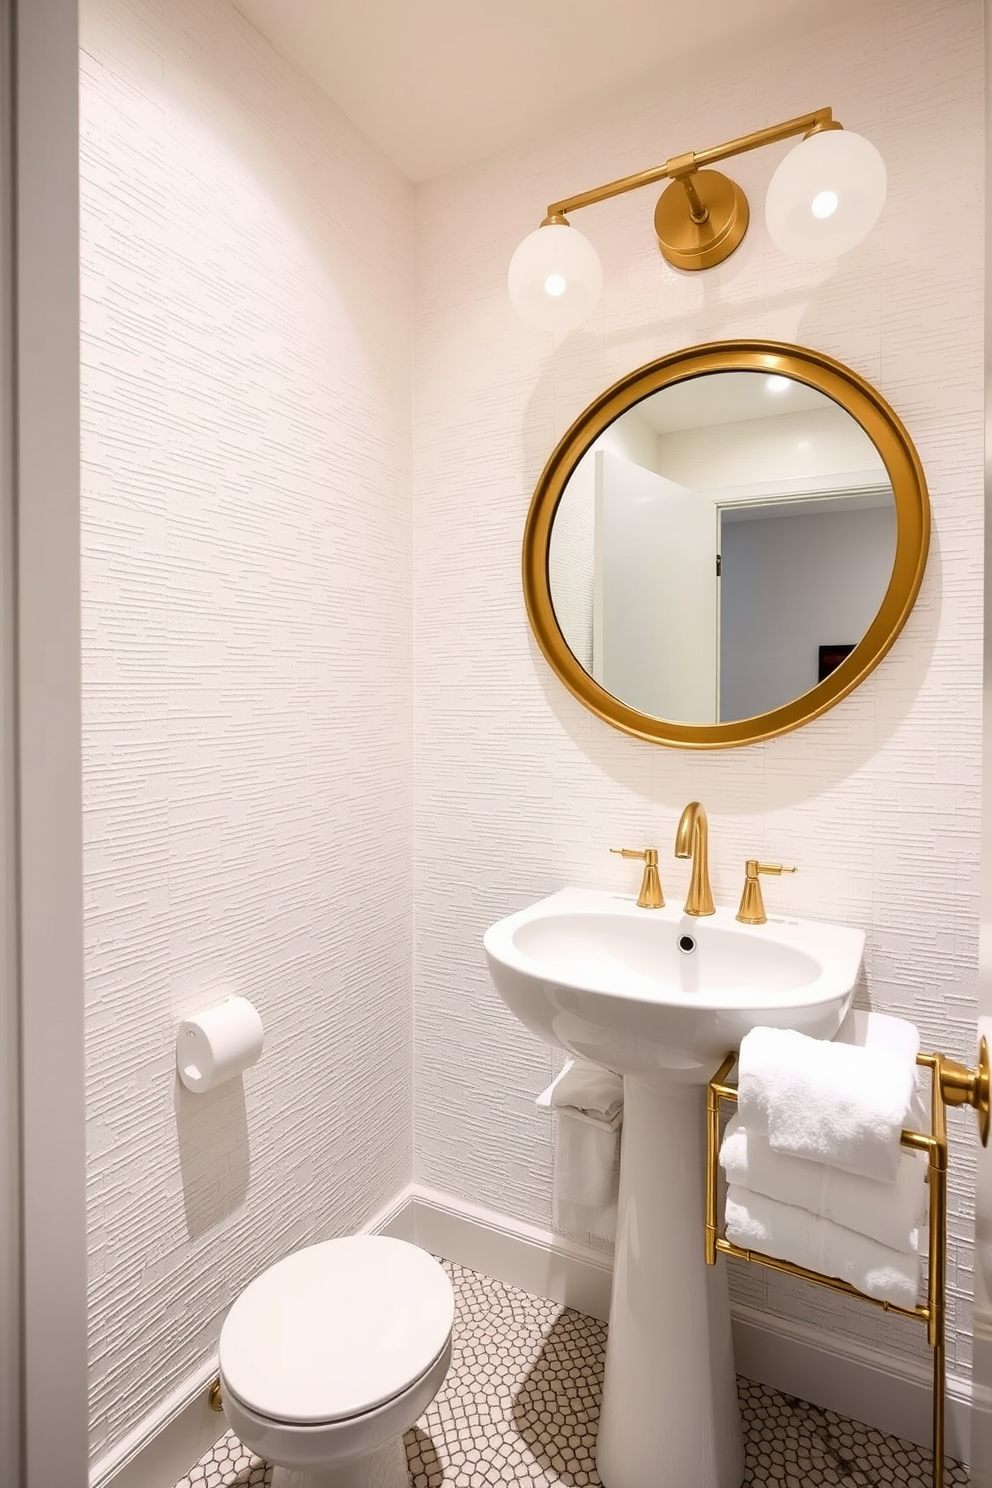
[174,1260,969,1487]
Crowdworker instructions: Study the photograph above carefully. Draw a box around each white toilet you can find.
[219,1235,454,1488]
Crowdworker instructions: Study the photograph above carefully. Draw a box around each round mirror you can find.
[523,342,929,748]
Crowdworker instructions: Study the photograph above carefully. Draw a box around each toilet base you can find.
[269,1433,407,1488]
[223,1336,450,1488]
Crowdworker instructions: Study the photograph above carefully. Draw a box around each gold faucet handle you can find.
[610,847,664,909]
[736,859,797,925]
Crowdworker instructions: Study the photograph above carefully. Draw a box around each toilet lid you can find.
[219,1236,454,1425]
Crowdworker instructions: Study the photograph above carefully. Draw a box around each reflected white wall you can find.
[657,405,883,490]
[549,406,657,671]
[719,503,896,721]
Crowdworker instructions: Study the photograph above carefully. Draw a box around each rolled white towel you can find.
[536,1057,623,1130]
[835,1009,920,1061]
[725,1186,921,1309]
[737,1024,918,1182]
[720,1114,926,1254]
[836,1009,928,1131]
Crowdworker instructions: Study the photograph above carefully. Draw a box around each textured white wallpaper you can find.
[80,0,414,1462]
[80,0,985,1459]
[413,0,984,1382]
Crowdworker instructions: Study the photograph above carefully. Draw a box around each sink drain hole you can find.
[678,933,697,955]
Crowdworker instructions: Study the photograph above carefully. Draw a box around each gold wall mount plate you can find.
[653,171,749,270]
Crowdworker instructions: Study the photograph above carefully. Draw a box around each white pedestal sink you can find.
[483,888,865,1488]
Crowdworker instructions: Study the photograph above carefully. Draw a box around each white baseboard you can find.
[380,1184,614,1323]
[90,1181,972,1486]
[731,1302,971,1466]
[89,1357,223,1488]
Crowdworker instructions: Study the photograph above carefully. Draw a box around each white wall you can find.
[80,0,414,1465]
[720,503,897,721]
[414,0,983,1386]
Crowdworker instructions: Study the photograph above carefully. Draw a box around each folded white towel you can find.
[737,1023,919,1182]
[725,1186,921,1308]
[536,1058,623,1245]
[536,1057,623,1130]
[720,1114,926,1254]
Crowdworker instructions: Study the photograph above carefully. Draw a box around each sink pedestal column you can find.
[596,1077,744,1488]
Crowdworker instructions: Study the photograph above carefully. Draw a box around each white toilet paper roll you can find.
[177,996,264,1093]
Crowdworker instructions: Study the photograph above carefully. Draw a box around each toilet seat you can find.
[219,1235,454,1426]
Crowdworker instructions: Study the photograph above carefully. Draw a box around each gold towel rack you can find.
[705,1037,990,1488]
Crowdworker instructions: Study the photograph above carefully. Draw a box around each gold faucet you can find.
[610,847,664,908]
[736,859,798,924]
[674,802,715,916]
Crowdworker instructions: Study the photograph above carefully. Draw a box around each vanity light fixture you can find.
[507,107,887,331]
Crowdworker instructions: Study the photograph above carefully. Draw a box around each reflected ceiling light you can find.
[508,108,887,330]
[765,375,791,394]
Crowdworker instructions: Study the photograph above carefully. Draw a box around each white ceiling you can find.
[232,0,850,182]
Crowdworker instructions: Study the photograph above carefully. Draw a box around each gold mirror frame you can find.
[522,340,930,748]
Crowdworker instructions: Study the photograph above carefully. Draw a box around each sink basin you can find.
[484,887,865,1086]
[484,886,866,1488]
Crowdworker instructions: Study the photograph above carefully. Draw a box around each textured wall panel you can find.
[413,0,983,1379]
[80,0,414,1462]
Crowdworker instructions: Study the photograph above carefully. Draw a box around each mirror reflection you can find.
[548,371,895,726]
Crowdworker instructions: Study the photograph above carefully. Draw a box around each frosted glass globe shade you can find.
[507,223,603,331]
[765,130,887,262]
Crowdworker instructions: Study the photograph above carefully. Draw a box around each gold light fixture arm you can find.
[544,107,840,272]
[545,107,838,221]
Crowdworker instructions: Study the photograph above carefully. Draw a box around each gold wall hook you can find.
[610,846,664,908]
[736,860,798,924]
[937,1036,990,1146]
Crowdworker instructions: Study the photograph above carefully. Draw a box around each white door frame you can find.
[974,5,992,1478]
[11,0,88,1484]
[0,0,18,1474]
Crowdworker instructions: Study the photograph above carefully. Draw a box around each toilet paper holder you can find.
[705,1038,990,1488]
[177,996,264,1093]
